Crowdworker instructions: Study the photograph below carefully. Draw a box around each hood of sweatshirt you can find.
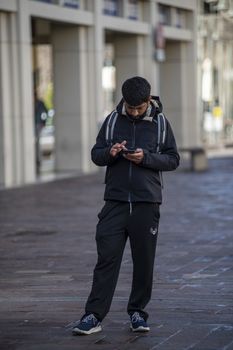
[116,95,163,122]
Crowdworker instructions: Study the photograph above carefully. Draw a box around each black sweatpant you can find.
[85,200,160,321]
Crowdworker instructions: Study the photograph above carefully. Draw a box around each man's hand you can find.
[110,140,127,157]
[123,148,144,164]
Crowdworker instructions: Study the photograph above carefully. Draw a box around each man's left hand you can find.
[123,148,144,164]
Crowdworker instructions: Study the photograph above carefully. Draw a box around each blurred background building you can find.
[0,0,232,189]
[198,0,233,147]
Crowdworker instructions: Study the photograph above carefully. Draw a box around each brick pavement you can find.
[0,157,233,350]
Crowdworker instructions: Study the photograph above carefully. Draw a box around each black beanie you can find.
[122,76,151,106]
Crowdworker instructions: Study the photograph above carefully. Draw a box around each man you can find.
[72,76,180,335]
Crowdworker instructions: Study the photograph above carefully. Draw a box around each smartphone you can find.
[122,148,137,154]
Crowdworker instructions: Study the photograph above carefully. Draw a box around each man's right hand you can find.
[110,140,127,157]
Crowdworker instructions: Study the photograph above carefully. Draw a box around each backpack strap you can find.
[155,112,167,189]
[105,110,118,146]
[156,112,166,153]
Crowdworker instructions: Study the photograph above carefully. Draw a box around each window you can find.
[127,0,139,20]
[158,4,171,26]
[103,0,119,16]
[31,0,80,9]
[60,0,80,9]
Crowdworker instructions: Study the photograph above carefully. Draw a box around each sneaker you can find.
[72,314,102,335]
[130,312,150,332]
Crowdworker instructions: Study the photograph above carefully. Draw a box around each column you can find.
[147,0,160,94]
[180,7,200,147]
[160,41,183,146]
[0,5,32,188]
[52,25,82,172]
[114,34,146,102]
[0,12,14,187]
[159,11,199,148]
[180,40,200,147]
[52,24,97,173]
[17,0,35,182]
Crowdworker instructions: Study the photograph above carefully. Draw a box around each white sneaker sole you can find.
[72,325,102,335]
[130,325,150,332]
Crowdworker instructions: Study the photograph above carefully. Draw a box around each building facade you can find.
[197,0,233,146]
[0,0,198,188]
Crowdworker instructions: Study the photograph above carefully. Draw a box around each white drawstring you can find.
[129,202,132,215]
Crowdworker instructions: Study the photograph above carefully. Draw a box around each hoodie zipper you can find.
[128,121,136,214]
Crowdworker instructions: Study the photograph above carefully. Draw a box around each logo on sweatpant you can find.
[150,227,158,235]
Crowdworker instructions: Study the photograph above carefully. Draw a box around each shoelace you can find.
[67,314,97,329]
[82,314,97,324]
[131,312,144,323]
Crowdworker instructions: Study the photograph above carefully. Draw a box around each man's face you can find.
[125,100,150,118]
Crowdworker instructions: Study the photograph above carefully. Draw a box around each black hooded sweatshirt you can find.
[91,96,180,204]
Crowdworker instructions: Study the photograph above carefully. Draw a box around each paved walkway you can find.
[0,157,233,350]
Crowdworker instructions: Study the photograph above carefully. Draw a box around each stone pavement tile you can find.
[147,324,233,350]
[189,325,233,350]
